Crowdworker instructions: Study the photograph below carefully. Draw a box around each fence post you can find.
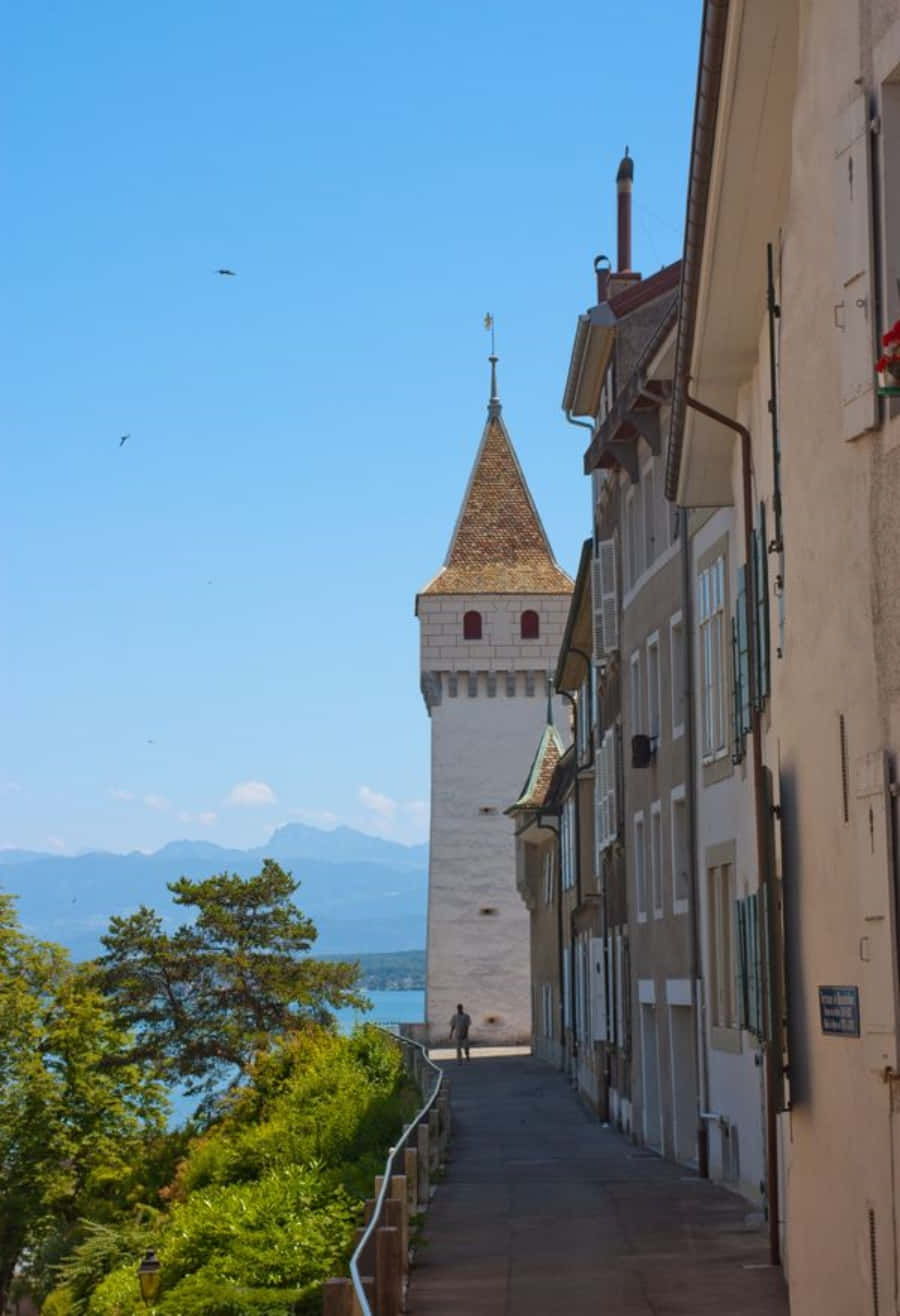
[322,1277,352,1316]
[375,1226,401,1316]
[386,1180,408,1274]
[404,1147,418,1214]
[428,1109,440,1172]
[416,1122,430,1204]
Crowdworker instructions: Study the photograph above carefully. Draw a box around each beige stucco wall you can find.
[420,592,570,1047]
[769,3,900,1308]
[681,1,900,1304]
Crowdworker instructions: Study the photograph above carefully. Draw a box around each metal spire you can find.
[546,671,554,725]
[484,312,501,418]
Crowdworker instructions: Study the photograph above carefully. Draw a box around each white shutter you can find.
[591,556,606,656]
[595,738,606,870]
[835,94,877,440]
[563,947,572,1028]
[608,729,618,846]
[615,933,624,1046]
[591,936,608,1041]
[600,538,618,653]
[592,539,618,656]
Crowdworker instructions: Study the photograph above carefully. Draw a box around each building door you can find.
[668,1004,697,1165]
[640,1003,661,1150]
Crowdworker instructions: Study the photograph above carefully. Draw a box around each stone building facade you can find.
[667,0,900,1304]
[416,375,572,1047]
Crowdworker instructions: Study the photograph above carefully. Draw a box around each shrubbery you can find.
[42,1026,417,1316]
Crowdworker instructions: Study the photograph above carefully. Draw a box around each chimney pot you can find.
[616,147,633,273]
[594,254,611,303]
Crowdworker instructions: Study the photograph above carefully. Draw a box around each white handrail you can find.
[348,1029,443,1315]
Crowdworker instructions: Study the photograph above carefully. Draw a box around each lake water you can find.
[334,988,424,1033]
[169,990,425,1125]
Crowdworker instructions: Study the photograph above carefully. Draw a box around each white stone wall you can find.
[421,591,571,1046]
[418,594,570,673]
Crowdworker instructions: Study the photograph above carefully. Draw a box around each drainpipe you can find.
[685,392,780,1267]
[557,690,581,1076]
[680,504,709,1178]
[536,810,565,1072]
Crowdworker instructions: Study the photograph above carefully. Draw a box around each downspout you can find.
[537,809,565,1073]
[685,392,780,1267]
[680,504,709,1178]
[557,690,581,1075]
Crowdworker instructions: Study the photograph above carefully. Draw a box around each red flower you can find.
[883,320,900,347]
[877,356,888,372]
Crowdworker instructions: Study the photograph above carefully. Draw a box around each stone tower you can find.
[415,362,572,1046]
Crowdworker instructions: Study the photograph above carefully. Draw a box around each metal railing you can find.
[323,1028,449,1316]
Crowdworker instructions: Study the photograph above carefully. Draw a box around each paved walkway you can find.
[407,1053,789,1316]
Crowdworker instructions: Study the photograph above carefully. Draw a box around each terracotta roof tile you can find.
[420,414,573,597]
[507,724,565,813]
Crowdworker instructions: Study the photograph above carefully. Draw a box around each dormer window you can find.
[463,610,482,640]
[521,610,539,639]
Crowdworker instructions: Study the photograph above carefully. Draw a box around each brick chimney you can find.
[608,147,641,299]
[616,147,633,271]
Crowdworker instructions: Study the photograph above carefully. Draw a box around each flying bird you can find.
[119,434,130,447]
[215,268,236,277]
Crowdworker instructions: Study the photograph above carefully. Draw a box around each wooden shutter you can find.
[593,539,618,656]
[754,510,770,705]
[595,740,606,870]
[591,936,608,1041]
[834,94,877,440]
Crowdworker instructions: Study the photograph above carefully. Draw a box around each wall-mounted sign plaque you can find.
[818,985,860,1037]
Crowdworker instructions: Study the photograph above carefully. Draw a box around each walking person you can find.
[449,1003,471,1064]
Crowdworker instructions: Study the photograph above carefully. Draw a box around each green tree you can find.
[0,895,167,1308]
[98,861,364,1093]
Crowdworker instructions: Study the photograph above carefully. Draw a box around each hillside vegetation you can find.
[0,864,418,1315]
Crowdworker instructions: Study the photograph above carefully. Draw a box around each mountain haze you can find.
[0,825,427,962]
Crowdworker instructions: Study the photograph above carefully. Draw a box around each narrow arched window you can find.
[463,610,482,640]
[521,609,540,639]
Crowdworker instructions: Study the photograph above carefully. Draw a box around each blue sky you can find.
[1,0,700,854]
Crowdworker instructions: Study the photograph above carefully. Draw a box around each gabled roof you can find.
[418,410,572,598]
[506,723,565,815]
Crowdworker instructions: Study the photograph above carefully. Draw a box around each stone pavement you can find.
[407,1053,789,1316]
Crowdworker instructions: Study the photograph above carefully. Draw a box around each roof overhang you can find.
[555,539,594,692]
[584,314,677,482]
[562,304,617,418]
[667,0,798,506]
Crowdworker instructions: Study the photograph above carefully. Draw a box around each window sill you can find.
[637,912,648,924]
[653,907,664,920]
[710,1025,743,1055]
[672,724,685,741]
[673,898,689,916]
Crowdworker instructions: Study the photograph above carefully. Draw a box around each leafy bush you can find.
[57,1026,417,1315]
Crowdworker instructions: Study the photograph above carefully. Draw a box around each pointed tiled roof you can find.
[506,724,565,814]
[419,413,572,596]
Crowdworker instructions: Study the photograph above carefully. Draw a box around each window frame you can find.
[629,648,643,738]
[646,630,661,745]
[670,784,689,916]
[521,609,540,640]
[650,800,663,919]
[634,811,647,923]
[670,611,685,740]
[697,552,728,764]
[463,609,482,641]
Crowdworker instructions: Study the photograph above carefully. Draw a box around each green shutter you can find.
[737,566,751,734]
[737,899,748,1030]
[731,617,744,764]
[754,510,770,706]
[748,892,761,1037]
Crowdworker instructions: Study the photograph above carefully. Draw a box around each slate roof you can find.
[506,724,565,814]
[419,412,572,597]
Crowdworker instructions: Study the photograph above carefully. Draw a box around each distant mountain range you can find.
[0,824,428,962]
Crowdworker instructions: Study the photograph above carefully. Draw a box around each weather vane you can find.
[484,311,495,357]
